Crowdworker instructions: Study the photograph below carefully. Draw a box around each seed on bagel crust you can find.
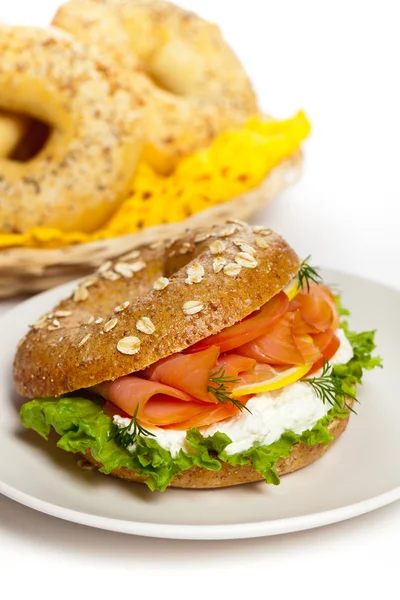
[255,236,270,249]
[153,277,169,290]
[179,242,192,255]
[235,242,257,256]
[54,310,72,318]
[95,317,103,324]
[30,317,47,330]
[226,218,247,227]
[253,226,273,236]
[87,315,95,325]
[114,301,130,313]
[219,224,238,237]
[149,241,163,250]
[78,333,91,348]
[81,275,98,288]
[48,324,62,331]
[128,260,146,273]
[194,231,212,243]
[97,261,112,274]
[117,336,141,355]
[73,286,89,302]
[165,238,177,249]
[185,263,205,284]
[52,319,61,328]
[103,317,118,332]
[182,300,204,315]
[223,262,242,277]
[114,263,134,278]
[120,249,140,261]
[136,317,156,334]
[235,252,258,269]
[209,240,226,255]
[213,257,226,273]
[101,270,120,281]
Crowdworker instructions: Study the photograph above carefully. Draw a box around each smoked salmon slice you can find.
[94,376,205,427]
[96,352,257,429]
[236,313,322,366]
[307,329,341,375]
[143,346,220,402]
[165,354,256,429]
[237,313,304,365]
[96,283,341,430]
[165,402,239,430]
[289,283,339,331]
[162,353,257,429]
[186,291,289,353]
[96,376,244,429]
[214,354,256,381]
[312,283,340,330]
[232,362,278,388]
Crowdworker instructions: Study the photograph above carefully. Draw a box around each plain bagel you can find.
[53,0,259,169]
[0,25,143,233]
[13,221,300,398]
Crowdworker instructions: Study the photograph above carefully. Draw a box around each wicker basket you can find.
[0,153,302,297]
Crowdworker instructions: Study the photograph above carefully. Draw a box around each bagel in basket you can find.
[53,0,258,170]
[0,25,143,234]
[16,221,380,491]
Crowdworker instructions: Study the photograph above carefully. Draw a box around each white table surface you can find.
[1,0,399,595]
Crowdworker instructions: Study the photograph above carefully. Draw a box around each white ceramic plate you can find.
[0,269,398,539]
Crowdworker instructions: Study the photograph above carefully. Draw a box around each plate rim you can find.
[0,267,398,539]
[1,479,399,539]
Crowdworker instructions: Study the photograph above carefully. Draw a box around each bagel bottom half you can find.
[82,409,351,489]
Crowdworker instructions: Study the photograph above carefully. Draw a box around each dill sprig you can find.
[303,361,357,413]
[113,405,155,449]
[208,366,251,413]
[298,256,322,292]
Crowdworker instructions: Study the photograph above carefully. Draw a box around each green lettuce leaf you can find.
[19,394,346,491]
[332,318,382,403]
[20,298,382,492]
[20,397,184,492]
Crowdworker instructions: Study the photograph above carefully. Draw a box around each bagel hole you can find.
[7,114,52,162]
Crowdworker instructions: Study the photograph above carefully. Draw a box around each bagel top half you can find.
[13,221,300,398]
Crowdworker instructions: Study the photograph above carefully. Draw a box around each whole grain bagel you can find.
[13,221,300,398]
[53,0,259,169]
[0,25,143,233]
[83,408,351,488]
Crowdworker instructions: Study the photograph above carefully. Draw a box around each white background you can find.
[0,0,399,597]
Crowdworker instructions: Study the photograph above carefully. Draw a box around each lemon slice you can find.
[232,363,312,397]
[283,275,300,301]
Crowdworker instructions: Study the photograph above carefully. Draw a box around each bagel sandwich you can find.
[15,221,381,491]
